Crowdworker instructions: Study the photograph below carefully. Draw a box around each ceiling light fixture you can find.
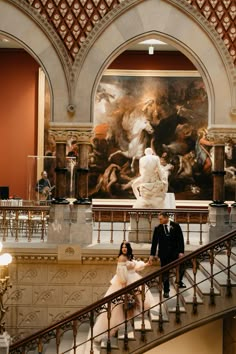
[148,45,154,55]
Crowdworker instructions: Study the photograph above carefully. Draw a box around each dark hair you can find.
[118,241,134,260]
[159,212,169,218]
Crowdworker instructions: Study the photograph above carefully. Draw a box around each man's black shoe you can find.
[163,292,169,298]
[178,281,186,288]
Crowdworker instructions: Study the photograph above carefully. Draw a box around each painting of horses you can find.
[88,71,236,201]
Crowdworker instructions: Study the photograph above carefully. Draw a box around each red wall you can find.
[109,51,196,70]
[0,50,39,199]
[0,49,194,200]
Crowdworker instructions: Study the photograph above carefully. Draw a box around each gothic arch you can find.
[74,0,236,130]
[0,0,71,122]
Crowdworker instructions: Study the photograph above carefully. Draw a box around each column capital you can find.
[48,124,93,144]
[207,128,236,144]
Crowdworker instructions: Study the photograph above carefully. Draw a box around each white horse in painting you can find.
[108,108,154,171]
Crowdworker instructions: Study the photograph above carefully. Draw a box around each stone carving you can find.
[132,148,168,208]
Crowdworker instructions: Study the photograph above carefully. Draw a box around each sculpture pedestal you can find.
[128,193,176,243]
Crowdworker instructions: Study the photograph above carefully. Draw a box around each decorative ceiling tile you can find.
[202,5,211,19]
[53,0,61,6]
[92,0,100,5]
[223,0,231,9]
[209,0,218,8]
[222,15,231,30]
[229,4,236,20]
[216,24,224,38]
[229,27,236,42]
[215,5,224,19]
[52,13,61,28]
[65,34,74,49]
[46,2,55,17]
[72,24,80,39]
[78,13,87,28]
[65,12,74,28]
[72,2,80,17]
[59,24,68,38]
[105,0,114,6]
[85,2,94,17]
[26,0,235,65]
[59,2,68,17]
[98,3,107,17]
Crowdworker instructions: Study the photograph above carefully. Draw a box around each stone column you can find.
[208,144,230,241]
[47,125,93,245]
[74,142,92,205]
[53,141,69,204]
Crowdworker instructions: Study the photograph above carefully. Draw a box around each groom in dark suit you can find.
[149,212,186,298]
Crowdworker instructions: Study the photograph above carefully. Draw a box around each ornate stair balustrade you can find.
[9,230,236,354]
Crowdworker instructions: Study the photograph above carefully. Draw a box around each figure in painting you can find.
[132,147,168,208]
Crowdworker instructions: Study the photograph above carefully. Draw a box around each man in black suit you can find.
[149,212,186,298]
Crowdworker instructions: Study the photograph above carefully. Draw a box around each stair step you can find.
[174,277,203,304]
[185,269,221,295]
[215,254,236,278]
[200,261,236,286]
[101,336,119,349]
[134,317,152,330]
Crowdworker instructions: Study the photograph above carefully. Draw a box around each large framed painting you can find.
[89,70,236,201]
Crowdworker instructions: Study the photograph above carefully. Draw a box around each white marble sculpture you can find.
[132,147,168,208]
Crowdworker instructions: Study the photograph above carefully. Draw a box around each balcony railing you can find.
[0,205,50,242]
[92,206,209,246]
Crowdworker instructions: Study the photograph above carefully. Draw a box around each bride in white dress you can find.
[93,241,154,341]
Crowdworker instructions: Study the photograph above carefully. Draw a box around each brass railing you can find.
[9,230,236,354]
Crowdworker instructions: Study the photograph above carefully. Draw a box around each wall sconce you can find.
[148,45,154,55]
[0,241,12,349]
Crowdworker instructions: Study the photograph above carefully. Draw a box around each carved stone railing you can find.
[9,229,236,354]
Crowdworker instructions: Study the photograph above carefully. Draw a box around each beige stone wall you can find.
[6,260,116,340]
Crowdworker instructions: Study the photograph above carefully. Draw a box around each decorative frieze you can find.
[48,126,93,144]
[207,128,236,144]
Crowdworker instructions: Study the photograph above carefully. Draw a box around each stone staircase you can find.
[10,238,236,354]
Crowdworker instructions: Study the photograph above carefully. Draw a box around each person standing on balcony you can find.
[93,241,153,342]
[148,212,186,298]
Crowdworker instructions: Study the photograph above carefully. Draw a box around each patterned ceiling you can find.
[26,0,236,64]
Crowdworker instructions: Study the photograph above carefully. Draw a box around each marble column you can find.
[209,144,230,241]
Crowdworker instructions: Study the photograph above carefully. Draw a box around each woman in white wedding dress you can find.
[93,241,154,341]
